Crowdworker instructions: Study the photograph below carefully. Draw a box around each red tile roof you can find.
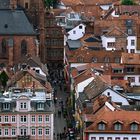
[85,110,140,133]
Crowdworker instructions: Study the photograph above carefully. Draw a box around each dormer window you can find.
[92,57,98,63]
[77,56,84,63]
[37,103,44,110]
[114,121,123,130]
[104,57,110,63]
[130,122,139,131]
[20,102,27,109]
[3,103,10,110]
[98,121,107,130]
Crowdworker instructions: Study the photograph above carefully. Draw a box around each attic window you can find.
[114,122,122,130]
[130,123,138,131]
[98,123,106,130]
[4,24,8,28]
[79,26,82,29]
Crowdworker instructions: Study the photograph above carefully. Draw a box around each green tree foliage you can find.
[0,71,9,89]
[44,0,59,8]
[44,0,53,8]
[121,0,135,5]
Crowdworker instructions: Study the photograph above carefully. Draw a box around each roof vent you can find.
[4,24,8,28]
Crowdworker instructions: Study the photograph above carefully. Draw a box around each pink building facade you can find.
[0,90,54,140]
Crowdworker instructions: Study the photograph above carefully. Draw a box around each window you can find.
[79,26,83,29]
[0,116,2,122]
[38,115,42,123]
[128,77,135,82]
[3,103,10,110]
[37,103,44,110]
[127,28,132,35]
[20,128,27,136]
[104,57,110,63]
[92,57,98,63]
[91,137,96,140]
[107,42,115,47]
[31,128,36,136]
[31,116,35,123]
[132,138,137,140]
[114,57,120,63]
[130,49,135,53]
[131,40,135,46]
[20,102,27,109]
[4,116,8,122]
[98,123,106,130]
[4,128,8,136]
[25,2,28,9]
[77,56,84,62]
[115,138,120,140]
[127,67,134,73]
[11,128,16,136]
[99,137,104,140]
[38,128,42,136]
[124,137,128,140]
[0,128,1,135]
[1,38,7,54]
[12,116,16,122]
[73,30,76,34]
[114,123,122,130]
[21,40,27,56]
[107,138,112,140]
[131,123,138,131]
[45,128,50,135]
[46,115,50,122]
[20,116,27,123]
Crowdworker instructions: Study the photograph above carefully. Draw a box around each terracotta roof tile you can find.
[86,110,140,133]
[121,52,140,64]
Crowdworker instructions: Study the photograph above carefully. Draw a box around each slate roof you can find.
[0,0,10,9]
[0,10,35,35]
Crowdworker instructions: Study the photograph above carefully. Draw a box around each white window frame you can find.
[20,102,27,109]
[11,128,16,136]
[4,116,9,123]
[38,115,42,123]
[20,116,27,123]
[38,128,42,136]
[46,115,50,123]
[3,103,10,110]
[45,128,50,136]
[11,116,16,123]
[31,128,36,136]
[31,116,35,123]
[4,128,8,136]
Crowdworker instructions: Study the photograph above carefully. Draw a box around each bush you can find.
[121,0,135,5]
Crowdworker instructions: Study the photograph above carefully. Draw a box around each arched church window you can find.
[1,39,7,54]
[21,40,27,56]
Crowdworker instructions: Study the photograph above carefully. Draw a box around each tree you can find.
[121,0,135,5]
[44,0,59,9]
[0,71,9,90]
[44,0,54,9]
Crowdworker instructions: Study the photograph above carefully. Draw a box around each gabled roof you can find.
[0,10,35,35]
[104,26,128,37]
[85,110,140,133]
[74,68,95,86]
[83,75,109,100]
[7,69,52,93]
[18,55,48,75]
